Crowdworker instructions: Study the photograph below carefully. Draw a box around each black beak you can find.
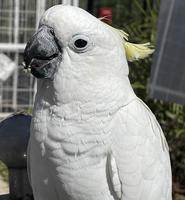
[23,25,62,79]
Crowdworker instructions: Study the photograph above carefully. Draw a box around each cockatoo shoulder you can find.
[109,98,172,200]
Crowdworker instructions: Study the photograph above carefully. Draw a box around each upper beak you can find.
[23,25,62,79]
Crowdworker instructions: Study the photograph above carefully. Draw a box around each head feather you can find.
[103,22,154,62]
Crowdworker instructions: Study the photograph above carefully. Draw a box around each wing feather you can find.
[111,98,172,200]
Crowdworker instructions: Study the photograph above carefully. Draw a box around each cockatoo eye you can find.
[69,34,94,53]
[74,39,87,48]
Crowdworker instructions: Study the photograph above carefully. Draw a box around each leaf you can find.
[165,111,176,120]
[132,82,146,90]
[175,129,185,138]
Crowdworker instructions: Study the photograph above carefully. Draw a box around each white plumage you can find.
[26,5,172,200]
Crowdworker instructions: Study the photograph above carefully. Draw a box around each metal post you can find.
[0,81,2,112]
[68,0,72,5]
[0,114,33,200]
[12,0,20,111]
[73,0,79,7]
[36,0,46,29]
[62,0,67,4]
[61,0,79,6]
[8,0,13,44]
[9,169,32,200]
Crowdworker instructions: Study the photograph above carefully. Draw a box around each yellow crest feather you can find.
[103,23,154,62]
[124,42,154,61]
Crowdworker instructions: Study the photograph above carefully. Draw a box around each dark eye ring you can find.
[69,34,94,53]
[74,39,88,49]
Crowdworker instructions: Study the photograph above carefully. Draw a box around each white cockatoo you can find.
[24,5,172,200]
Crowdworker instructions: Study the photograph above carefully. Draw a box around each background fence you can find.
[0,0,80,114]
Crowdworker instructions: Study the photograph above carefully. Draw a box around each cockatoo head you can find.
[24,5,153,105]
[24,5,129,80]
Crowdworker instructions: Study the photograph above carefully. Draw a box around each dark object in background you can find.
[87,0,94,14]
[149,0,185,105]
[0,114,33,200]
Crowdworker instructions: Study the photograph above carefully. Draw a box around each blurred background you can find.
[0,0,185,199]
